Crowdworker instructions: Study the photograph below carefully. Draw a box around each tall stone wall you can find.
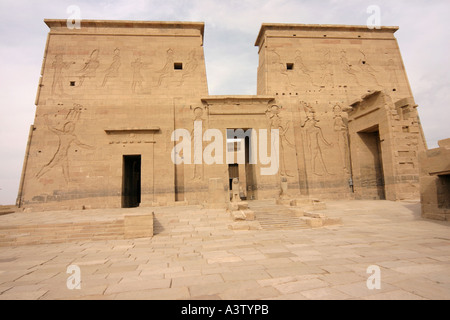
[17,21,427,211]
[18,20,208,211]
[255,24,426,199]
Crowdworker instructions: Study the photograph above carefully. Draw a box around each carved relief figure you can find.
[78,49,100,86]
[294,50,315,86]
[333,104,350,173]
[387,58,399,87]
[131,57,150,93]
[358,50,381,87]
[192,107,205,181]
[266,105,294,177]
[180,49,198,85]
[157,48,175,86]
[101,48,121,87]
[300,102,333,176]
[51,54,73,95]
[36,105,93,183]
[319,48,334,87]
[339,49,361,85]
[271,50,294,89]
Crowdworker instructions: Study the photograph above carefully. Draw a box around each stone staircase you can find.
[152,206,236,236]
[0,201,341,247]
[249,200,342,230]
[249,201,309,230]
[153,200,339,233]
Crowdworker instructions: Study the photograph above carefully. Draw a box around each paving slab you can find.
[171,274,224,288]
[299,287,352,300]
[0,200,449,300]
[274,278,329,294]
[188,280,261,297]
[114,287,190,300]
[104,278,171,295]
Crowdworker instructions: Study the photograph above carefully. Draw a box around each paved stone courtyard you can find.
[0,200,449,300]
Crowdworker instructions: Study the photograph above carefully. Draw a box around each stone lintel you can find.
[201,95,275,105]
[202,96,275,116]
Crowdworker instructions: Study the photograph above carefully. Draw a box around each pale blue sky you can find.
[0,0,449,204]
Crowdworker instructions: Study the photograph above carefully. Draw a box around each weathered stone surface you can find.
[438,138,450,149]
[16,20,425,213]
[124,214,154,239]
[206,178,228,209]
[230,211,246,221]
[0,200,450,300]
[276,199,292,206]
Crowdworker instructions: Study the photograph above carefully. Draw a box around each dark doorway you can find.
[122,155,141,208]
[437,175,450,209]
[358,129,386,200]
[244,134,256,200]
[226,128,256,200]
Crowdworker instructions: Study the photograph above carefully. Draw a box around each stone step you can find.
[0,221,127,247]
[254,212,310,230]
[152,209,233,236]
[0,211,154,247]
[0,205,17,216]
[247,201,313,230]
[247,199,342,230]
[258,223,309,231]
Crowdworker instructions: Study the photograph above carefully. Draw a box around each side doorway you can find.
[122,155,141,208]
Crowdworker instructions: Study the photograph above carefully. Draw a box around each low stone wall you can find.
[419,138,450,221]
[0,211,154,247]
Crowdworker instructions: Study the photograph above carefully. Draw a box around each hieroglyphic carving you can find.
[294,50,315,86]
[300,102,333,176]
[266,105,294,177]
[51,54,74,95]
[339,49,361,85]
[78,49,100,86]
[36,105,93,183]
[157,48,175,87]
[101,48,121,87]
[333,104,350,173]
[131,57,150,93]
[180,49,198,86]
[319,48,334,87]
